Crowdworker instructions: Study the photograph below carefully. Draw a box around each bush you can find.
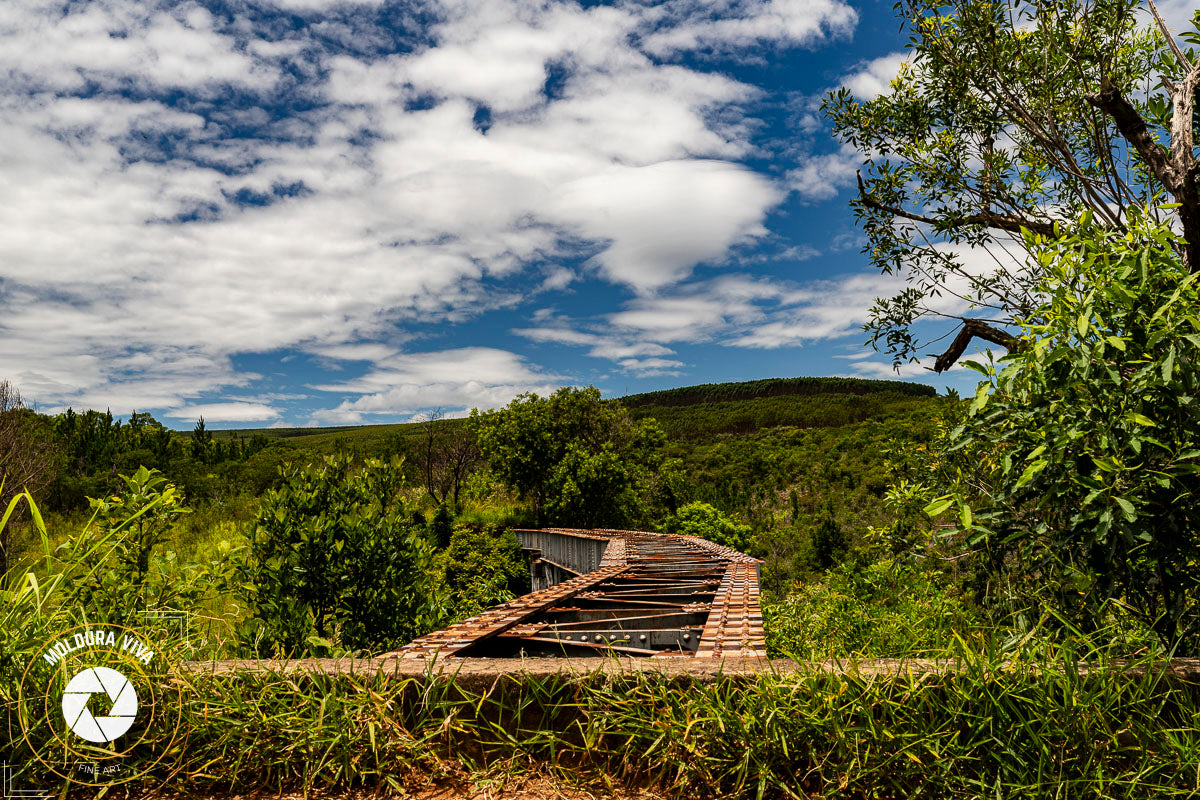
[435,523,530,620]
[765,559,980,659]
[664,501,752,553]
[246,455,442,654]
[931,214,1200,651]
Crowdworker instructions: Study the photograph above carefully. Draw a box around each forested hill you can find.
[214,376,940,445]
[623,377,939,440]
[622,377,936,408]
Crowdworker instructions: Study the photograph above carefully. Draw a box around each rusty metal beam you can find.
[391,528,765,660]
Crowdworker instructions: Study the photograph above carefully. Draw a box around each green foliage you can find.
[435,522,530,620]
[427,504,454,549]
[622,376,935,407]
[7,483,1200,798]
[764,559,980,659]
[666,404,941,591]
[88,466,190,582]
[47,407,279,510]
[825,0,1196,367]
[810,512,848,570]
[933,214,1200,651]
[628,390,934,440]
[64,467,242,626]
[471,387,666,527]
[663,501,752,553]
[247,455,441,654]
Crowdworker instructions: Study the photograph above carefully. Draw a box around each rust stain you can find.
[392,528,765,660]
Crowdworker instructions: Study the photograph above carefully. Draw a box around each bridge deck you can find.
[393,528,765,660]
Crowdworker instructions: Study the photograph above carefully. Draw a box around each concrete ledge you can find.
[185,655,1200,692]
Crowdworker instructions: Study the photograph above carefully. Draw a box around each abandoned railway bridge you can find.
[394,527,766,660]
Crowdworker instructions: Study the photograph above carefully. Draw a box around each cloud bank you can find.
[0,0,878,422]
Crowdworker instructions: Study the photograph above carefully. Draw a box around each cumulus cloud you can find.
[520,235,1025,379]
[165,402,282,422]
[0,0,858,418]
[839,51,908,100]
[787,144,861,201]
[310,347,564,423]
[641,0,858,56]
[512,324,680,375]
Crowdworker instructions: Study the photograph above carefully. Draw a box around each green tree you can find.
[811,513,849,571]
[190,416,212,463]
[470,387,666,527]
[428,504,454,549]
[664,501,753,554]
[929,214,1200,650]
[435,523,530,619]
[826,0,1200,371]
[88,466,190,584]
[247,455,441,654]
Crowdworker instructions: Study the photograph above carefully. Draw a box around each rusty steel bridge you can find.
[394,528,765,660]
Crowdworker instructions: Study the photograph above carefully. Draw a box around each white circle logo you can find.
[60,666,139,743]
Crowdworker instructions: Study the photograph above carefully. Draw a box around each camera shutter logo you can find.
[60,666,139,743]
[17,623,189,787]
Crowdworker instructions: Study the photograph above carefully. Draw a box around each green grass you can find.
[52,652,1200,797]
[6,479,1200,798]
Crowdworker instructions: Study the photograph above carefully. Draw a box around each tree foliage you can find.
[826,0,1200,370]
[930,214,1200,650]
[664,501,753,554]
[247,455,440,654]
[61,467,241,626]
[434,522,530,620]
[470,387,666,527]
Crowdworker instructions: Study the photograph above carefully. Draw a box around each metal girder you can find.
[391,528,765,660]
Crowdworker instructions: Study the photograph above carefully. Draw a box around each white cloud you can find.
[839,51,908,100]
[165,402,281,422]
[511,325,678,374]
[844,359,932,379]
[0,1,279,93]
[787,144,861,201]
[617,357,686,377]
[0,0,858,416]
[311,347,564,423]
[641,0,858,56]
[548,160,781,290]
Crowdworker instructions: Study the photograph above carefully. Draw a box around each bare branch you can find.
[1086,80,1180,191]
[856,172,1055,237]
[1146,0,1195,72]
[933,318,1021,373]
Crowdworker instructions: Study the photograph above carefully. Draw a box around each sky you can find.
[1,0,1193,428]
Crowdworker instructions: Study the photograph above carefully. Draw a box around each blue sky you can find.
[6,0,1183,428]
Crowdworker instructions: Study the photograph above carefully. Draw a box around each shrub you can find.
[664,501,752,553]
[246,455,442,654]
[930,214,1200,651]
[765,559,979,659]
[436,523,529,619]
